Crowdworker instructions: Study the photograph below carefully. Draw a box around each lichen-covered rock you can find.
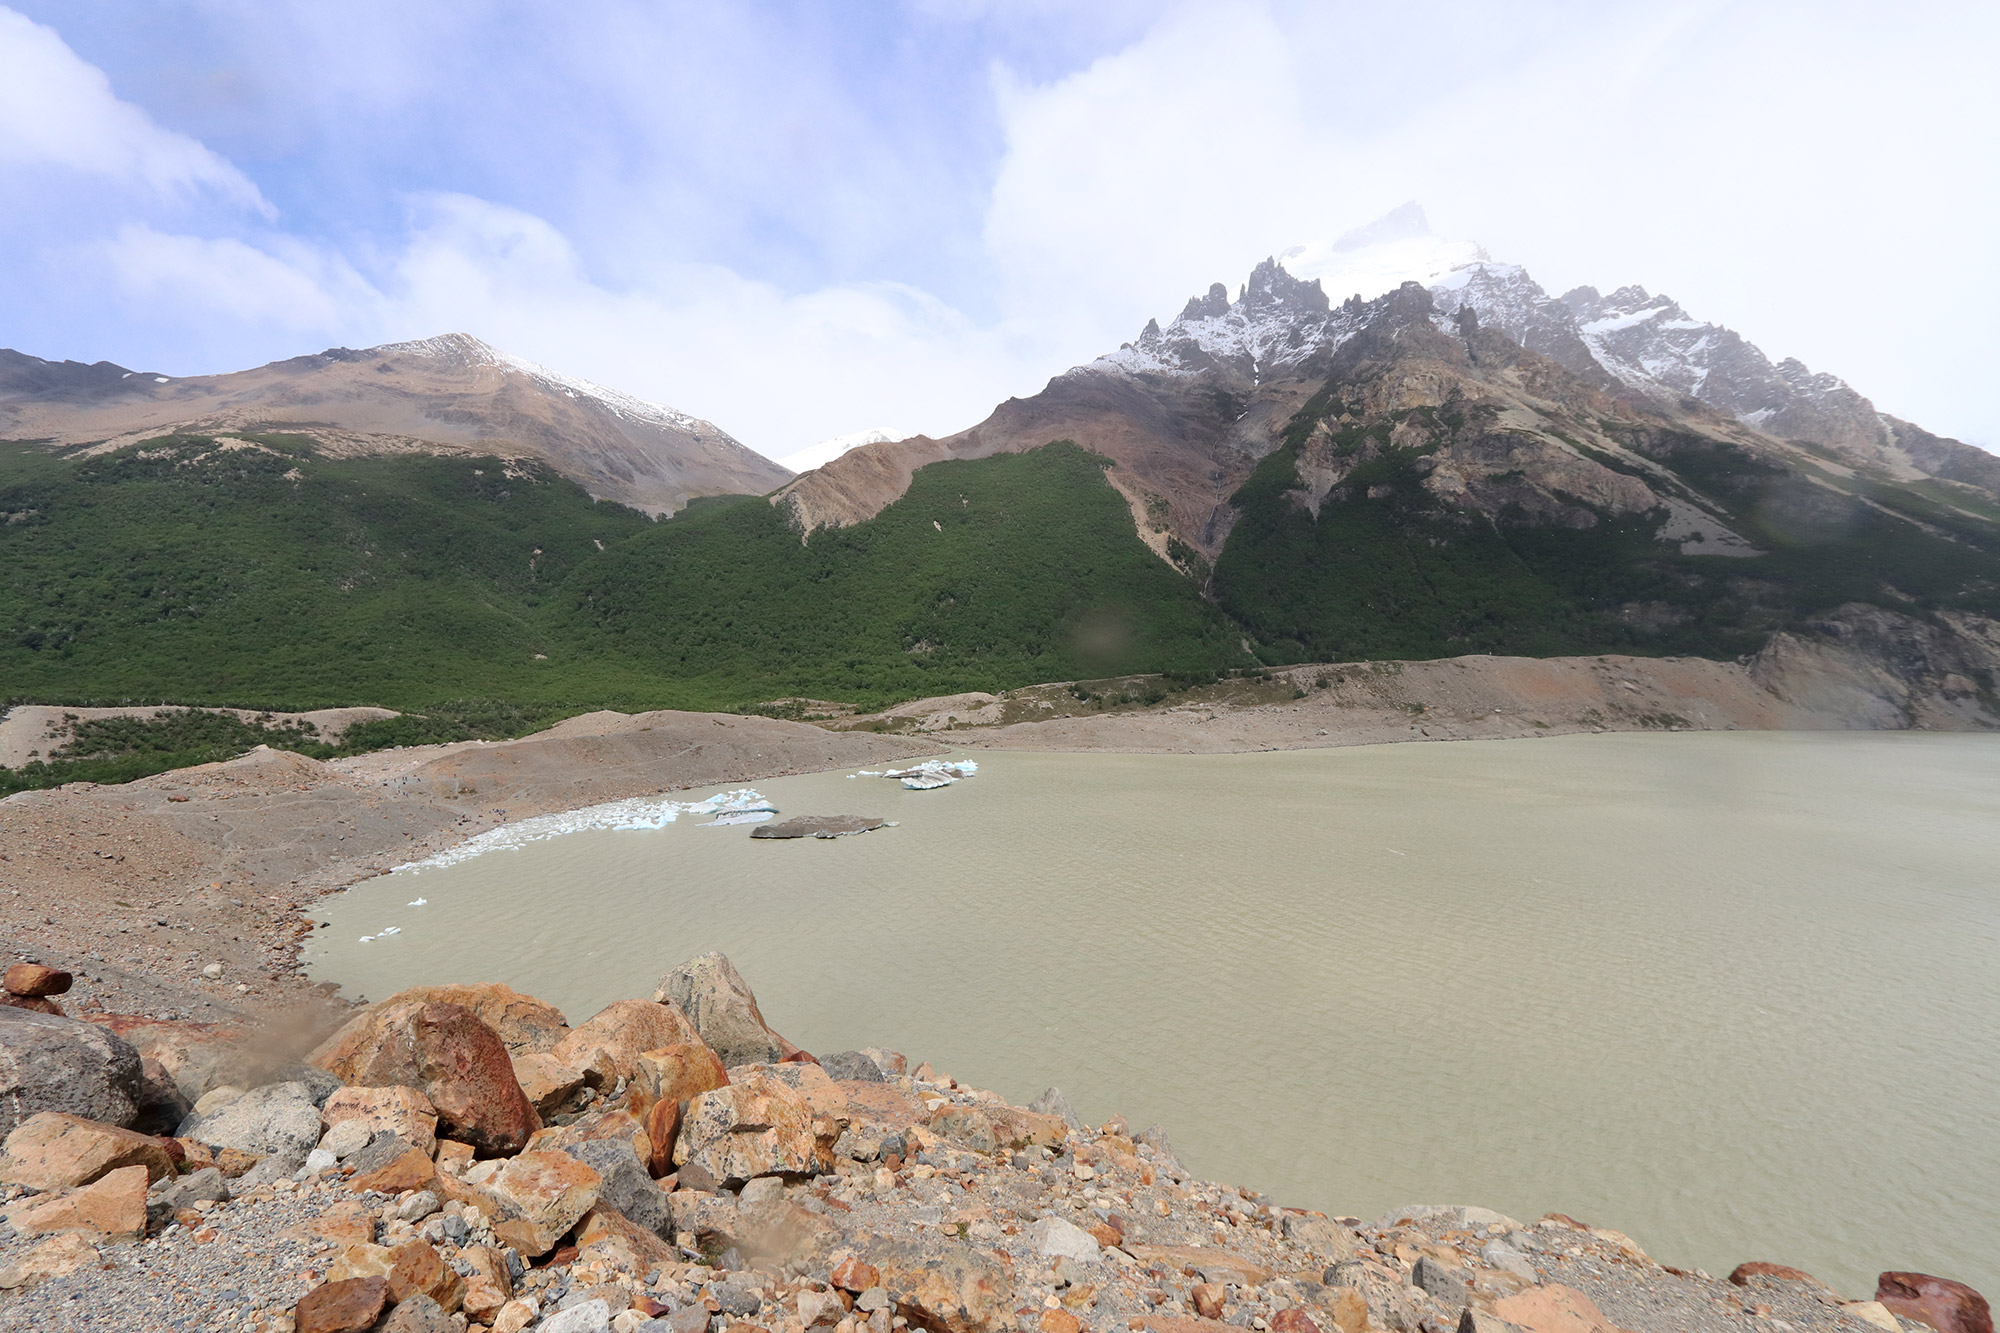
[652,953,787,1067]
[321,1085,440,1158]
[674,1071,829,1186]
[475,1150,601,1256]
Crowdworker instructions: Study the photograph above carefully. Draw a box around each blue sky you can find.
[3,1,1995,460]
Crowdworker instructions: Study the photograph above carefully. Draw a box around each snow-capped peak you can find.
[777,426,909,475]
[1281,203,1488,305]
[378,332,721,438]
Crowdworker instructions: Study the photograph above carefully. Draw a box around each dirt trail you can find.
[0,710,942,1026]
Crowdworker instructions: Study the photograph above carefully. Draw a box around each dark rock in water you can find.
[750,815,887,839]
[1877,1273,1993,1333]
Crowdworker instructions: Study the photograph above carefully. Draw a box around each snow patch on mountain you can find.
[778,426,910,475]
[382,332,730,441]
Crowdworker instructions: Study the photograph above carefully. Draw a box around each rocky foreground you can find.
[0,954,1989,1333]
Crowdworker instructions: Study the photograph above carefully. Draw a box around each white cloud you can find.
[0,7,268,211]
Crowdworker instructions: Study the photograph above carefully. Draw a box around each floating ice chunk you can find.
[407,898,427,907]
[358,936,375,943]
[701,810,776,826]
[378,926,401,936]
[391,788,776,870]
[874,759,980,789]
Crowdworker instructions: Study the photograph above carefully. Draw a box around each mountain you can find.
[776,426,911,476]
[772,209,2000,705]
[0,333,790,516]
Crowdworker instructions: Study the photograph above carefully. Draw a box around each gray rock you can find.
[131,1058,193,1136]
[667,1306,711,1333]
[339,1130,418,1181]
[1283,1214,1359,1262]
[146,1165,231,1230]
[712,1282,762,1315]
[1413,1256,1471,1308]
[176,1080,321,1156]
[1459,1311,1523,1333]
[397,1189,441,1222]
[737,1175,785,1206]
[236,1150,307,1191]
[543,1299,613,1333]
[319,1118,373,1160]
[856,1288,892,1313]
[1479,1240,1538,1282]
[1137,1124,1184,1174]
[651,952,783,1066]
[557,1138,674,1239]
[270,1064,343,1107]
[817,1051,885,1083]
[382,1293,455,1333]
[0,1007,145,1134]
[1029,1087,1083,1133]
[1029,1216,1100,1262]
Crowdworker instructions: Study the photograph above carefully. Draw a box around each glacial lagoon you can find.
[305,732,2000,1297]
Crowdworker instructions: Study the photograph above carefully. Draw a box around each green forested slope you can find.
[0,435,1241,716]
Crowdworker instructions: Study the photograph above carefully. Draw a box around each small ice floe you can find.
[378,926,402,936]
[874,759,980,789]
[701,810,775,826]
[358,936,374,943]
[407,898,428,907]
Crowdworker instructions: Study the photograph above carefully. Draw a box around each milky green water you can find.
[304,732,2000,1298]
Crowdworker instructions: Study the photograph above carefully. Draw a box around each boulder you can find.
[387,1238,466,1313]
[1494,1284,1624,1333]
[557,1137,674,1239]
[375,983,572,1055]
[543,1300,614,1333]
[0,1111,177,1190]
[1029,1217,1101,1262]
[1877,1273,1993,1333]
[4,963,72,998]
[382,1294,457,1333]
[733,1062,849,1119]
[527,1107,652,1165]
[984,1105,1068,1151]
[477,1150,602,1256]
[459,1244,515,1323]
[309,1000,539,1155]
[5,1162,149,1240]
[1729,1263,1836,1294]
[0,993,63,1015]
[146,1165,229,1230]
[819,1051,885,1083]
[1413,1256,1470,1308]
[674,1072,830,1185]
[1278,1215,1358,1264]
[869,1236,1014,1333]
[295,1276,391,1333]
[652,953,788,1066]
[512,1052,587,1115]
[644,1096,681,1176]
[0,1232,100,1289]
[553,999,701,1089]
[132,1056,193,1137]
[177,1080,322,1157]
[1137,1124,1185,1173]
[343,1132,439,1194]
[1028,1087,1083,1133]
[321,1085,440,1158]
[635,1042,730,1108]
[0,1007,144,1135]
[575,1201,677,1268]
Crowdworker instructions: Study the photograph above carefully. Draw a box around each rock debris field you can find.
[0,950,1989,1333]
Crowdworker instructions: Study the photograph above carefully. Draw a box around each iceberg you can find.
[864,759,980,789]
[407,898,427,907]
[701,810,776,826]
[390,788,777,872]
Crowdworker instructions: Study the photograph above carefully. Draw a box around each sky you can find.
[2,1,1995,466]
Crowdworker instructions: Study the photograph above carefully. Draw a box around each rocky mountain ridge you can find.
[0,335,791,517]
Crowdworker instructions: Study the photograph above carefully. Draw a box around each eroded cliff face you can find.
[1750,606,2000,731]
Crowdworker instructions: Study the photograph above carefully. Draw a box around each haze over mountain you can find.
[0,332,789,516]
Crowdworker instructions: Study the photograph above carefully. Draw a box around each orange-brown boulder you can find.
[380,984,571,1055]
[295,1276,391,1333]
[4,1163,149,1240]
[387,1238,466,1313]
[0,1112,176,1190]
[1878,1273,1993,1333]
[310,1000,539,1155]
[552,999,700,1089]
[322,1086,440,1158]
[3,964,71,998]
[675,1073,829,1185]
[472,1150,601,1256]
[511,1053,587,1115]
